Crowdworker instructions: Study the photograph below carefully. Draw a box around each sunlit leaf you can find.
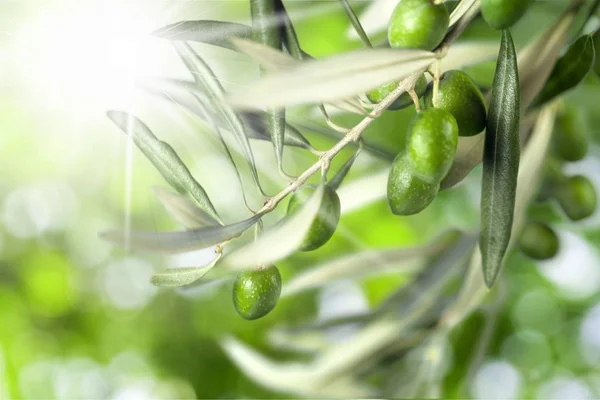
[282,229,461,298]
[153,20,252,51]
[100,214,262,254]
[346,0,396,39]
[228,48,435,109]
[222,185,324,269]
[480,30,520,288]
[338,0,372,46]
[232,37,299,71]
[153,187,219,229]
[439,134,485,190]
[173,42,265,194]
[150,255,220,287]
[449,0,478,27]
[106,110,222,223]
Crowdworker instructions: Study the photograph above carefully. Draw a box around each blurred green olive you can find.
[232,264,282,320]
[406,108,458,183]
[519,221,560,260]
[480,0,534,30]
[387,154,439,215]
[424,70,487,137]
[388,0,449,50]
[552,106,588,162]
[536,158,565,202]
[556,175,597,221]
[368,75,427,111]
[287,185,341,251]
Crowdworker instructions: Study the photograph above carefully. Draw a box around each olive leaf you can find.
[345,0,396,39]
[222,185,324,269]
[140,78,315,150]
[281,229,461,298]
[480,29,520,288]
[449,0,478,27]
[100,213,263,254]
[338,0,372,46]
[153,20,252,51]
[173,42,266,195]
[531,34,596,108]
[440,134,485,190]
[327,144,361,191]
[106,111,222,224]
[227,48,435,109]
[150,255,221,287]
[153,187,219,229]
[275,0,307,60]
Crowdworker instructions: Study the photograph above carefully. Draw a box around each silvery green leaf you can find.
[338,0,372,46]
[282,229,461,298]
[100,214,262,254]
[153,20,252,51]
[106,111,221,223]
[337,168,389,213]
[173,42,265,194]
[228,48,435,109]
[442,42,499,72]
[480,29,520,288]
[232,37,299,70]
[222,185,324,270]
[518,5,579,108]
[449,0,478,27]
[153,187,219,229]
[150,256,220,287]
[140,78,315,150]
[440,134,485,190]
[346,0,396,39]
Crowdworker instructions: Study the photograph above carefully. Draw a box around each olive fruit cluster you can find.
[387,108,458,215]
[518,221,559,260]
[387,69,486,215]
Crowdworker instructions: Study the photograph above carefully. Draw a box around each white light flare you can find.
[12,2,167,112]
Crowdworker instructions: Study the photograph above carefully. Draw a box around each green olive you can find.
[424,70,487,137]
[388,0,449,51]
[480,0,534,30]
[287,185,341,251]
[519,222,559,260]
[387,154,439,215]
[556,175,597,221]
[536,158,565,202]
[232,265,282,320]
[552,106,588,162]
[406,108,458,183]
[368,75,427,111]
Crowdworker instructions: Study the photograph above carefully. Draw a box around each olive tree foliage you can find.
[101,0,599,396]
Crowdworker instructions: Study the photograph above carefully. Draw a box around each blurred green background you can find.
[1,0,600,398]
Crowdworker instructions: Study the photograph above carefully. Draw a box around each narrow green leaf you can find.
[338,0,372,47]
[282,229,461,298]
[106,111,222,224]
[222,185,325,269]
[480,29,520,288]
[150,262,216,287]
[153,20,252,51]
[327,144,362,191]
[153,187,219,229]
[139,78,315,150]
[274,0,307,60]
[173,42,266,195]
[228,48,435,109]
[100,214,263,254]
[531,34,596,108]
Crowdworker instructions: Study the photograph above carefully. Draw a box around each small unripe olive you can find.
[424,70,486,137]
[552,106,588,162]
[287,185,341,251]
[387,154,439,215]
[480,0,534,30]
[232,265,282,320]
[368,75,427,111]
[519,222,559,260]
[406,108,458,183]
[556,175,597,221]
[388,0,449,51]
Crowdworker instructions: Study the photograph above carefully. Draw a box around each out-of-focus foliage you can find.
[1,0,600,399]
